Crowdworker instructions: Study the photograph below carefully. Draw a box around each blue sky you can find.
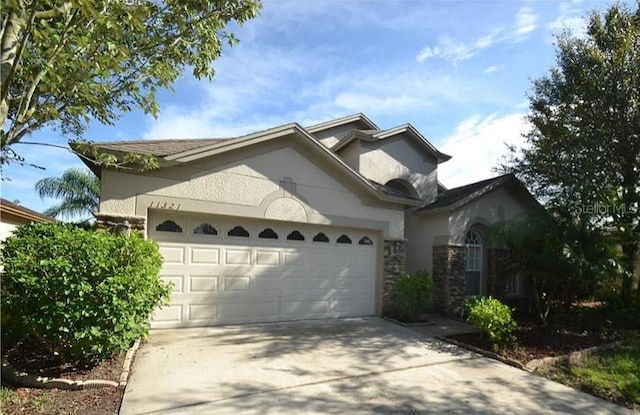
[0,0,622,217]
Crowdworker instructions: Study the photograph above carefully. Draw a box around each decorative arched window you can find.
[337,234,352,244]
[358,236,373,246]
[156,220,182,233]
[259,228,278,239]
[194,223,217,235]
[228,226,249,237]
[286,230,305,241]
[465,230,482,295]
[312,232,329,243]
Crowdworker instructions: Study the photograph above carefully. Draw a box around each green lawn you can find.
[540,336,640,410]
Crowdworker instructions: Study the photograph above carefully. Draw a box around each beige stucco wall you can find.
[406,211,449,275]
[0,221,18,241]
[100,138,404,238]
[358,135,438,202]
[311,122,365,148]
[337,139,361,172]
[448,186,534,245]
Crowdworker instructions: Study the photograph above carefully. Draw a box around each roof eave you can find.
[372,124,451,163]
[306,113,379,134]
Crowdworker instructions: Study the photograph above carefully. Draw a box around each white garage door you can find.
[148,212,377,328]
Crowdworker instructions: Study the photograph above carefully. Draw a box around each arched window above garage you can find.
[312,232,329,243]
[259,228,279,239]
[156,220,182,233]
[358,236,373,246]
[287,230,305,241]
[337,234,352,244]
[228,226,250,237]
[194,223,217,235]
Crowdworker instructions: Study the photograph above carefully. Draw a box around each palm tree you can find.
[35,168,100,220]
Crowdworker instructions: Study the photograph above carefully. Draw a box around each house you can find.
[79,114,541,328]
[0,198,54,241]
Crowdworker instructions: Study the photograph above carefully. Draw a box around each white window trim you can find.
[464,230,483,296]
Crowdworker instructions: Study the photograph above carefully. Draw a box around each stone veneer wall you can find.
[95,212,146,236]
[487,248,511,300]
[432,245,467,315]
[382,239,406,315]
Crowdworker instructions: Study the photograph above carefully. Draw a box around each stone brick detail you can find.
[95,212,146,236]
[487,248,511,300]
[432,245,467,315]
[382,239,406,315]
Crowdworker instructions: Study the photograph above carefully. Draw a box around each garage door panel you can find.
[189,247,220,265]
[152,305,183,324]
[281,300,330,316]
[217,301,279,320]
[150,214,377,328]
[189,276,219,292]
[223,276,251,291]
[161,275,184,293]
[160,246,185,264]
[333,299,373,314]
[224,249,252,265]
[255,250,280,265]
[188,304,216,321]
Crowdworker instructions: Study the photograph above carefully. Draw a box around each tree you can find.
[504,2,640,300]
[35,167,100,220]
[1,0,261,166]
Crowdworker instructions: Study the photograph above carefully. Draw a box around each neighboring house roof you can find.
[305,113,379,134]
[77,122,423,206]
[416,174,541,214]
[331,124,452,163]
[0,198,54,223]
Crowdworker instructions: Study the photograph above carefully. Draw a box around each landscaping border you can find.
[524,341,622,372]
[437,335,623,373]
[1,340,140,390]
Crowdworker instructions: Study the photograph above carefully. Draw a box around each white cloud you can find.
[416,34,498,64]
[437,113,529,188]
[547,1,588,39]
[549,16,587,38]
[416,7,537,64]
[515,7,537,36]
[483,65,505,74]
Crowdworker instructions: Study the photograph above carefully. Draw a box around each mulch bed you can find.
[1,341,128,415]
[447,322,617,363]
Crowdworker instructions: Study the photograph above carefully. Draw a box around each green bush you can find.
[1,222,171,365]
[394,271,433,322]
[465,296,517,349]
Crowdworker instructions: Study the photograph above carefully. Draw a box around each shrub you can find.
[1,222,171,365]
[394,271,433,322]
[465,296,517,349]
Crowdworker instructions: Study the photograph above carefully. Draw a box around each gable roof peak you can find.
[305,113,379,133]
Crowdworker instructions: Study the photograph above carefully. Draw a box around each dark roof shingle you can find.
[418,174,513,212]
[94,138,232,157]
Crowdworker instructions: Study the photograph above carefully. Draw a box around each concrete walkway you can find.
[120,317,632,414]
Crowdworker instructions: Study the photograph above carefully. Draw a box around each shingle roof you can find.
[94,138,233,157]
[417,174,513,213]
[0,198,55,222]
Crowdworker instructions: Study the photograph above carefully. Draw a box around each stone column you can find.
[95,212,146,236]
[432,245,467,315]
[382,239,406,315]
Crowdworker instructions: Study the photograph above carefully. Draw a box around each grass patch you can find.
[540,336,640,410]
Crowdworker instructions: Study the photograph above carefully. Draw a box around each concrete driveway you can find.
[120,317,632,414]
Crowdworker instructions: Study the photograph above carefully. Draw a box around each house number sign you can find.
[148,201,181,210]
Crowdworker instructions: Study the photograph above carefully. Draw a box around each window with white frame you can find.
[506,272,521,297]
[465,230,482,295]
